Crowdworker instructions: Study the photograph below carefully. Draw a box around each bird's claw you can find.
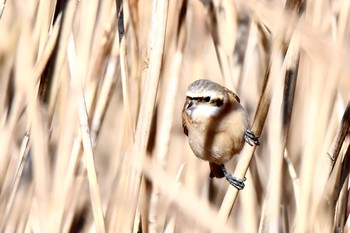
[244,129,260,146]
[220,164,246,190]
[225,175,246,190]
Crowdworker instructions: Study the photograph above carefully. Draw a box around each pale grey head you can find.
[186,79,227,100]
[185,79,229,119]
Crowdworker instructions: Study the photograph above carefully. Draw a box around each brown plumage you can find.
[182,79,259,189]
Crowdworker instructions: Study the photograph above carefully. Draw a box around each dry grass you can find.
[0,0,350,232]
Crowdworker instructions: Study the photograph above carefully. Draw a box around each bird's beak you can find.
[186,100,196,111]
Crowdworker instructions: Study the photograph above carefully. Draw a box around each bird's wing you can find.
[225,88,240,103]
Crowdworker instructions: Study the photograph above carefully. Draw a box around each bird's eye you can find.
[204,96,211,102]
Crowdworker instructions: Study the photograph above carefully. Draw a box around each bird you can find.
[182,79,259,190]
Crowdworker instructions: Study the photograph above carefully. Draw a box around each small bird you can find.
[182,79,259,190]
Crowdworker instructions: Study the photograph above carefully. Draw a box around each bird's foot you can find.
[220,164,246,190]
[244,129,260,146]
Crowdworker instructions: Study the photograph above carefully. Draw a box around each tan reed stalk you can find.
[120,0,169,231]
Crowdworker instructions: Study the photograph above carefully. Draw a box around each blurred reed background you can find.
[0,0,350,232]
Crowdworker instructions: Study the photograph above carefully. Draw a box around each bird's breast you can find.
[186,105,248,164]
[188,125,244,164]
